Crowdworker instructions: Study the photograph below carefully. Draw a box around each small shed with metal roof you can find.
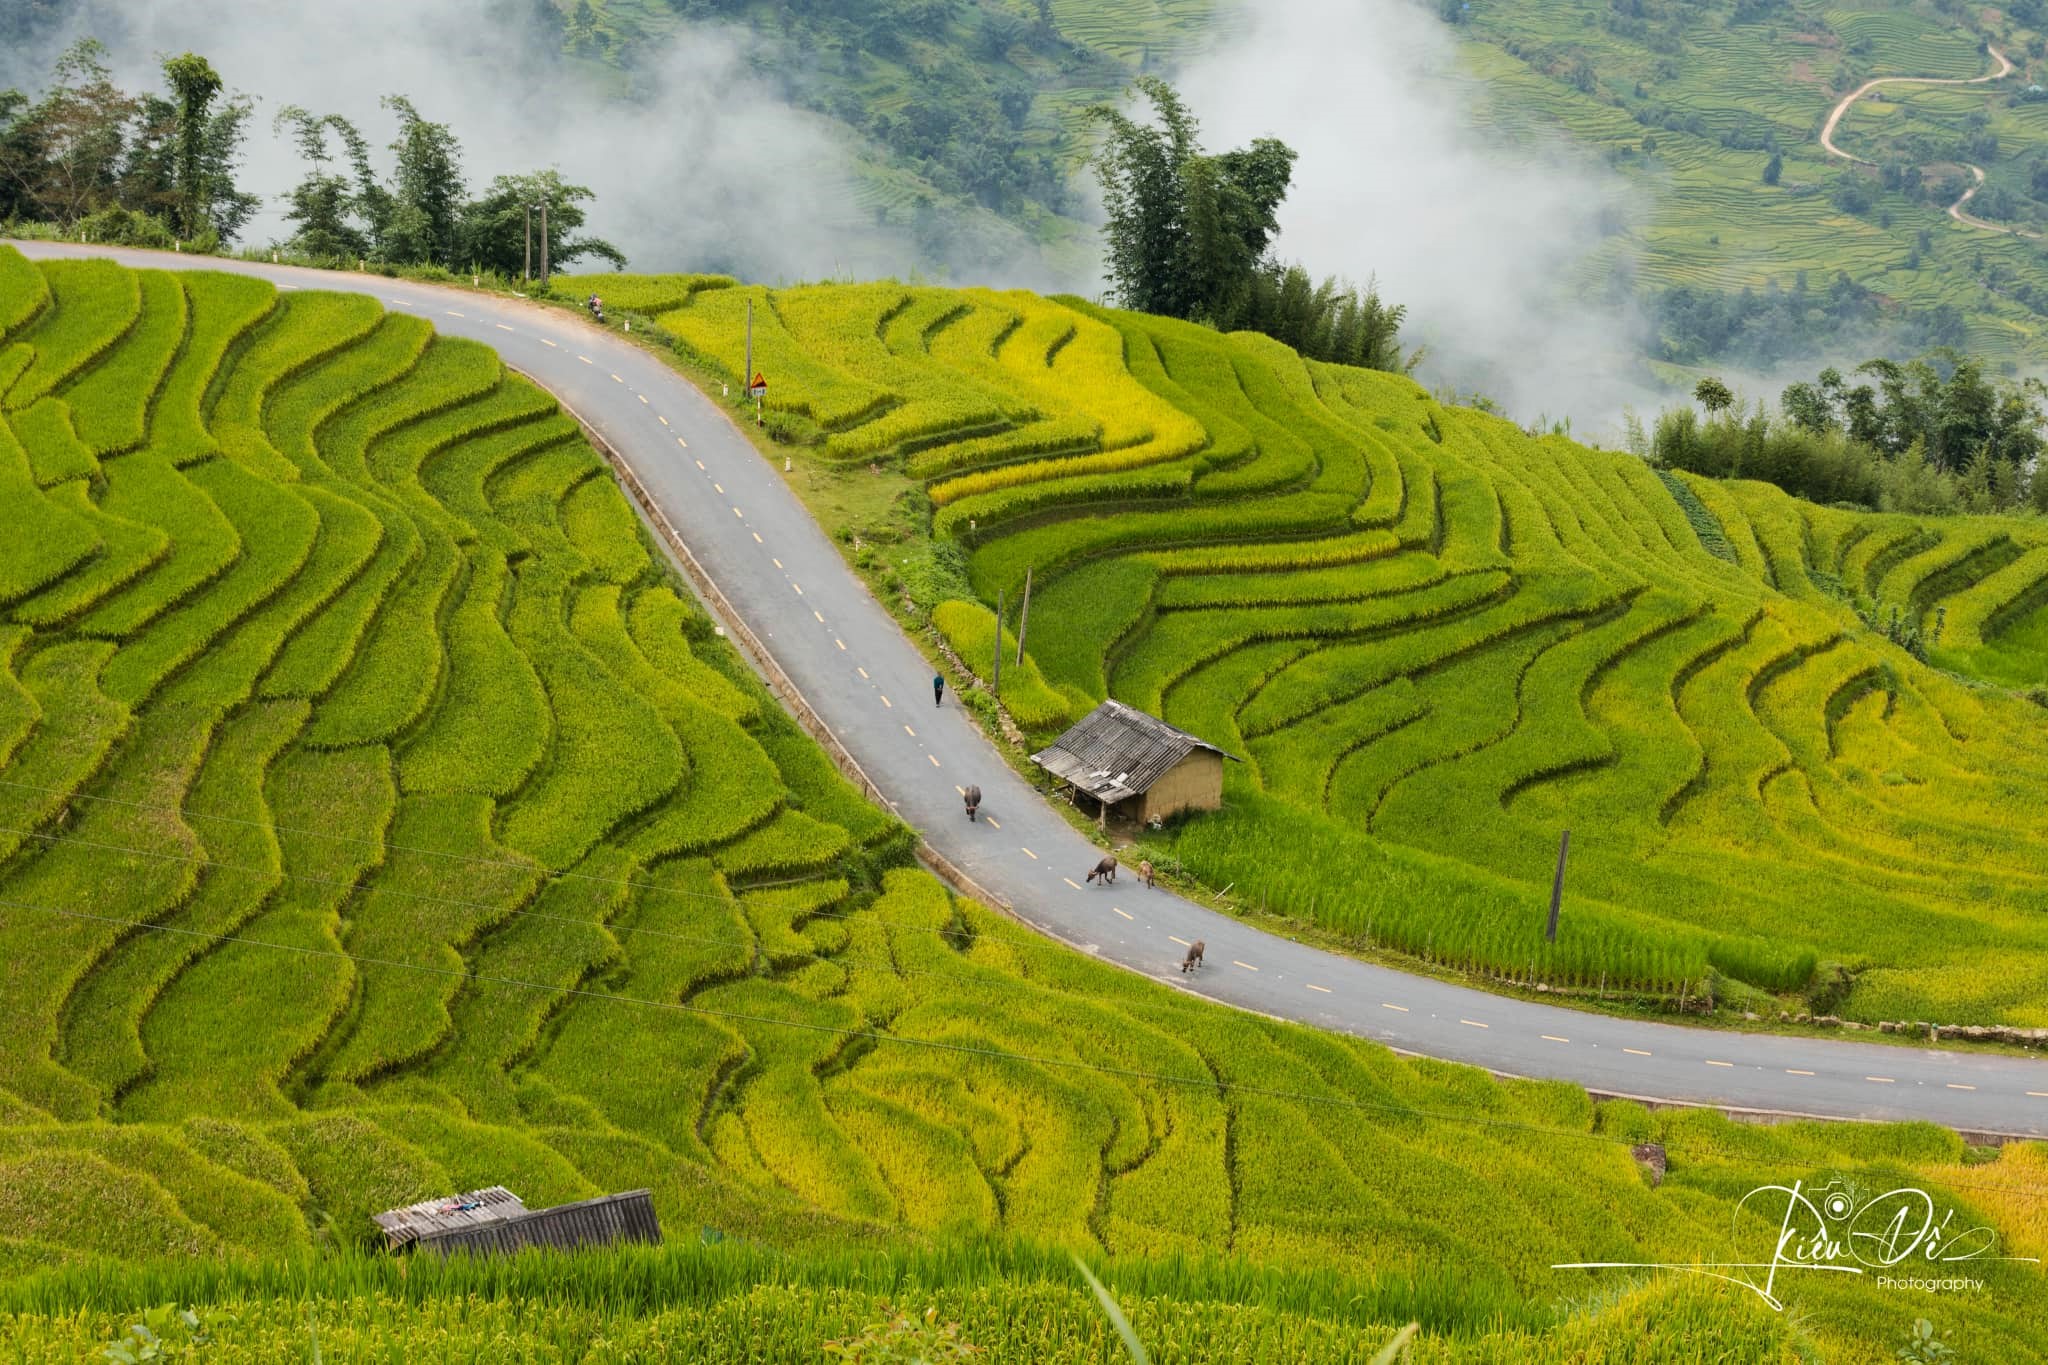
[373,1186,661,1257]
[1030,699,1237,826]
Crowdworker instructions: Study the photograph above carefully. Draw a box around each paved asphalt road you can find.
[22,243,2048,1138]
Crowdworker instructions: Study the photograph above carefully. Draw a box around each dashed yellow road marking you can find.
[857,667,868,679]
[1866,1076,1895,1084]
[903,725,916,737]
[2029,1091,2048,1098]
[611,373,623,383]
[1459,1019,1487,1029]
[1021,847,1038,860]
[660,416,669,426]
[813,610,823,622]
[1623,1048,1652,1057]
[1063,877,1082,890]
[956,785,965,796]
[1234,960,1258,972]
[1541,1035,1569,1043]
[1947,1083,1977,1091]
[1705,1060,1733,1068]
[713,483,723,494]
[388,298,409,305]
[495,322,514,332]
[753,532,763,543]
[445,310,465,317]
[835,639,845,650]
[1169,935,1190,947]
[1113,907,1134,921]
[1787,1069,1815,1077]
[879,694,891,708]
[1306,983,1330,993]
[792,583,804,595]
[928,754,941,767]
[985,818,1000,829]
[694,458,704,469]
[579,355,593,364]
[772,558,783,569]
[541,337,557,347]
[638,393,648,403]
[733,507,744,518]
[1380,1003,1408,1012]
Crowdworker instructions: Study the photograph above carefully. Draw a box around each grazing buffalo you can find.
[1181,940,1205,973]
[1085,855,1117,884]
[963,785,981,821]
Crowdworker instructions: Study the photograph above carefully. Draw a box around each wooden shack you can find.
[374,1186,661,1257]
[1030,699,1237,826]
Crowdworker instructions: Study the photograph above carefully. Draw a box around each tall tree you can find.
[273,105,371,259]
[458,169,624,277]
[381,95,465,267]
[161,53,221,238]
[0,39,135,227]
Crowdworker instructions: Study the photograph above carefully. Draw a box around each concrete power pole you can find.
[1546,830,1570,943]
[539,201,549,289]
[1015,565,1033,666]
[991,589,1004,700]
[523,204,532,284]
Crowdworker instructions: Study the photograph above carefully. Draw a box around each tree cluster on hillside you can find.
[1645,353,2048,515]
[1088,78,1417,372]
[0,39,257,248]
[1652,275,1966,370]
[272,100,622,274]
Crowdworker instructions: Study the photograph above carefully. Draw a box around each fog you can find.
[0,0,1060,286]
[1174,0,1666,439]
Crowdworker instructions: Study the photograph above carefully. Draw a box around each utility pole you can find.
[1015,565,1033,666]
[1546,830,1570,943]
[745,298,753,403]
[991,589,1004,700]
[522,204,532,284]
[538,201,549,289]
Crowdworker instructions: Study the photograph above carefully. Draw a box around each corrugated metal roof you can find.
[1029,700,1236,803]
[373,1187,527,1249]
[374,1188,663,1256]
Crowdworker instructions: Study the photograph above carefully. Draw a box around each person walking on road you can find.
[933,672,945,707]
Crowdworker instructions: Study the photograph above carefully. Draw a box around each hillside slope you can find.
[640,270,2048,1028]
[2,248,2046,1357]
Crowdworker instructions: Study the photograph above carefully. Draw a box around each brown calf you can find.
[1181,940,1205,973]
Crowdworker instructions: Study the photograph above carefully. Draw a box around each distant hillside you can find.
[635,268,2048,1028]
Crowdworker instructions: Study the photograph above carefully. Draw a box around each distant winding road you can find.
[1819,44,2041,239]
[14,241,2048,1138]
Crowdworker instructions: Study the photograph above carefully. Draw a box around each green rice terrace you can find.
[634,270,2048,1031]
[1,249,2045,1358]
[1448,0,2048,371]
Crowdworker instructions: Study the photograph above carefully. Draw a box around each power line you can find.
[2,891,2044,1203]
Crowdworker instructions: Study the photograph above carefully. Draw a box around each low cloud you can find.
[1174,0,1664,438]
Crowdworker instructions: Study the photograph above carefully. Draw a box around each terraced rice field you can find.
[2,250,2046,1358]
[656,274,2048,1028]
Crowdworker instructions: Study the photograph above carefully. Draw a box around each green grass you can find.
[3,247,2047,1359]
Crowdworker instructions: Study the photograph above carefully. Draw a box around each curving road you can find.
[1819,44,2041,239]
[16,242,2048,1137]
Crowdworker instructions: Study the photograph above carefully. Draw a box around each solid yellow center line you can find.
[1787,1069,1815,1077]
[1113,907,1133,921]
[1169,935,1190,947]
[1866,1076,1895,1084]
[1021,847,1038,860]
[1946,1083,1977,1091]
[1063,877,1082,889]
[1541,1035,1569,1043]
[1380,1002,1408,1012]
[1624,1048,1652,1057]
[1459,1019,1487,1029]
[1705,1060,1733,1068]
[1234,960,1258,971]
[1306,983,1331,993]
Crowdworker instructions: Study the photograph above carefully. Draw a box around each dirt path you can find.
[1818,45,2039,239]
